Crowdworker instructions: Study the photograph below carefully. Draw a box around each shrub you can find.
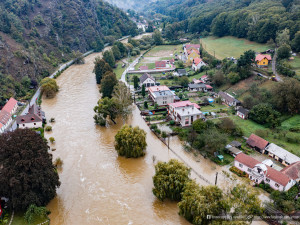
[154,128,161,134]
[49,137,55,143]
[150,124,158,130]
[229,166,248,177]
[45,126,52,131]
[169,120,175,126]
[54,157,63,168]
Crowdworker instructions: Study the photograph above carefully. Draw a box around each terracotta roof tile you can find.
[2,97,17,114]
[255,54,272,62]
[281,161,300,180]
[246,134,269,150]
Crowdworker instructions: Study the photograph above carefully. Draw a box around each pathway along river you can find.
[42,44,267,224]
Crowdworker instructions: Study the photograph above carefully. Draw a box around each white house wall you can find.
[19,121,43,129]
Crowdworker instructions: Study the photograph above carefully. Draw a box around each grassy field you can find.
[145,45,182,57]
[113,62,126,79]
[289,55,300,76]
[11,212,48,225]
[201,36,270,60]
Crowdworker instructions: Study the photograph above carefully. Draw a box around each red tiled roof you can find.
[2,97,17,114]
[185,44,200,50]
[193,58,203,66]
[16,114,42,124]
[205,85,213,89]
[155,61,166,68]
[0,123,3,129]
[148,85,170,92]
[235,153,291,186]
[246,134,269,150]
[201,75,208,79]
[168,100,200,109]
[281,161,300,180]
[255,54,272,62]
[235,153,261,168]
[139,66,148,70]
[0,110,11,125]
[188,49,200,55]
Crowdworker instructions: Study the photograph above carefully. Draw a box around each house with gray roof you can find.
[139,73,156,88]
[218,91,241,107]
[188,83,207,92]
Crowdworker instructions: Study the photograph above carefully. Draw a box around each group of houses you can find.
[231,134,300,192]
[183,44,207,71]
[0,97,18,133]
[188,75,213,92]
[147,85,203,127]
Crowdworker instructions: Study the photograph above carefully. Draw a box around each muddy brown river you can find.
[42,43,267,225]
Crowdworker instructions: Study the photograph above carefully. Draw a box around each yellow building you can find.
[255,54,272,66]
[187,51,200,62]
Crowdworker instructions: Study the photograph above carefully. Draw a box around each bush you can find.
[54,157,63,168]
[150,124,158,130]
[154,128,161,134]
[169,120,175,126]
[45,126,52,131]
[229,166,248,177]
[49,137,55,143]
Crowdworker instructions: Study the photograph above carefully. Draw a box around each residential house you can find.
[2,97,18,115]
[0,97,18,133]
[264,143,300,166]
[168,101,203,127]
[192,58,206,71]
[148,86,175,106]
[139,66,148,70]
[155,61,167,69]
[227,146,242,157]
[229,140,242,149]
[187,51,200,62]
[177,69,188,76]
[246,134,269,153]
[200,75,209,83]
[205,85,213,92]
[16,104,44,129]
[255,54,272,67]
[184,44,200,56]
[192,78,203,84]
[139,73,156,87]
[188,83,207,92]
[218,92,241,107]
[234,153,297,191]
[0,110,12,133]
[281,162,300,182]
[237,107,249,119]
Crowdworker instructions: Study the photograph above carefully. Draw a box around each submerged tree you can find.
[0,129,60,211]
[152,159,191,201]
[93,57,112,84]
[40,78,59,98]
[114,124,147,158]
[94,97,119,125]
[112,82,132,122]
[100,71,118,98]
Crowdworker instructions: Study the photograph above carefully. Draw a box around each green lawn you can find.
[113,63,126,79]
[289,55,300,76]
[229,115,265,137]
[146,45,182,56]
[281,115,300,130]
[201,104,229,112]
[201,36,270,60]
[11,212,48,225]
[134,62,156,70]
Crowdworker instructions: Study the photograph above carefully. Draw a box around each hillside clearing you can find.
[201,36,270,60]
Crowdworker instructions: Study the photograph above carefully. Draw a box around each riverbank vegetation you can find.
[114,124,147,158]
[152,159,262,224]
[40,78,59,98]
[0,129,60,218]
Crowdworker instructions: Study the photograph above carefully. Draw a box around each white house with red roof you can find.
[0,97,18,133]
[16,104,43,129]
[234,153,297,191]
[192,58,206,71]
[200,75,209,83]
[168,101,203,126]
[148,86,175,106]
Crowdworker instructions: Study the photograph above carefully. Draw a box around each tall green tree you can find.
[291,31,300,52]
[94,97,119,125]
[115,41,127,57]
[40,78,59,98]
[103,50,116,67]
[112,45,121,60]
[152,159,190,201]
[0,129,60,211]
[153,30,163,45]
[100,72,118,98]
[114,125,147,158]
[133,75,139,89]
[112,82,132,122]
[249,103,281,128]
[276,28,290,46]
[141,84,146,97]
[277,44,291,59]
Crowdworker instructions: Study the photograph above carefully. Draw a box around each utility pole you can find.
[215,172,218,186]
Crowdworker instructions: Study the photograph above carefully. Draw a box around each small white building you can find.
[139,73,156,88]
[264,143,300,166]
[192,58,206,71]
[0,110,12,134]
[237,107,249,119]
[234,153,296,192]
[148,86,175,106]
[168,101,203,127]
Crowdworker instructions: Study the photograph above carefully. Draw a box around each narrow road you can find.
[272,49,282,81]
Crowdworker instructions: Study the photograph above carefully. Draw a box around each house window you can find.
[23,124,25,127]
[239,163,243,168]
[265,178,270,183]
[275,183,279,188]
[34,123,36,125]
[247,168,252,172]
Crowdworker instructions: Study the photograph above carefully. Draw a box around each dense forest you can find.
[0,0,137,107]
[106,0,155,10]
[146,0,300,47]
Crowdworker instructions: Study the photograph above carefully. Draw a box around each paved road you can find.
[272,49,282,81]
[252,71,269,79]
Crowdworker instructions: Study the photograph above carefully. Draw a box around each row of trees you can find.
[152,159,262,224]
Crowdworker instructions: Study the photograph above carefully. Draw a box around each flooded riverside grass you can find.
[42,42,267,225]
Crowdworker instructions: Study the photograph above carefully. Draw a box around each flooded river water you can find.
[42,43,267,225]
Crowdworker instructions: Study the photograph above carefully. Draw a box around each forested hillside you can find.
[147,0,300,46]
[106,0,155,10]
[0,0,137,107]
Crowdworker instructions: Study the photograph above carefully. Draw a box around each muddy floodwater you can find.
[42,45,267,225]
